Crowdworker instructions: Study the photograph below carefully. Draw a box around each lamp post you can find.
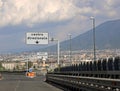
[90,16,96,61]
[51,38,60,66]
[68,34,72,62]
[26,56,29,72]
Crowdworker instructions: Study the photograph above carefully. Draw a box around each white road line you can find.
[14,80,21,91]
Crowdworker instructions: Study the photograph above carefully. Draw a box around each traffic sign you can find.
[26,32,49,44]
[37,52,48,59]
[29,68,33,72]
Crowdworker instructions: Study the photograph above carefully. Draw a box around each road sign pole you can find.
[27,57,29,72]
[51,38,60,69]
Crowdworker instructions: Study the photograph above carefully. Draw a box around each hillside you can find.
[41,19,120,51]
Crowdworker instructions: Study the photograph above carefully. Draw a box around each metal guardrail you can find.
[46,57,120,91]
[50,71,120,79]
[46,74,120,91]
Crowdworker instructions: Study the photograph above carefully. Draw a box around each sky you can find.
[0,0,120,53]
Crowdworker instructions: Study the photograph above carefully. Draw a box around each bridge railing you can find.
[46,56,120,91]
[46,74,120,91]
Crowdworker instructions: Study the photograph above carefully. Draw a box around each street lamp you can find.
[90,16,96,61]
[51,38,60,66]
[68,34,72,62]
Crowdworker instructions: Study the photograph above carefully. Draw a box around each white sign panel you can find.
[37,52,48,59]
[26,32,49,44]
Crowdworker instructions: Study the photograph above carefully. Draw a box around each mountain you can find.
[41,19,120,52]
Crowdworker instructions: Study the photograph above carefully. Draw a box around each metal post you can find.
[27,57,29,72]
[51,38,60,66]
[57,40,60,65]
[69,34,72,62]
[90,17,96,61]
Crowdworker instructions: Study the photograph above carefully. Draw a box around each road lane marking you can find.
[14,80,21,91]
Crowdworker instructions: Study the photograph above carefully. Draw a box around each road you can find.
[0,73,63,91]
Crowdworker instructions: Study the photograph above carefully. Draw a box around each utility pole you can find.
[51,38,60,66]
[90,16,96,61]
[68,34,72,62]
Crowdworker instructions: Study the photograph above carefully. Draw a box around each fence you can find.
[46,56,120,91]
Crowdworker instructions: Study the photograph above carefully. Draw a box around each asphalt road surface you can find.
[0,73,63,91]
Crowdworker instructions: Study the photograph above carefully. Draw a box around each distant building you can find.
[2,62,17,70]
[2,62,25,70]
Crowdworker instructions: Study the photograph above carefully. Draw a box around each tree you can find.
[0,62,2,68]
[25,61,33,69]
[0,62,5,71]
[16,65,19,70]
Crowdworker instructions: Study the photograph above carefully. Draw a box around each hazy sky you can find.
[0,0,120,53]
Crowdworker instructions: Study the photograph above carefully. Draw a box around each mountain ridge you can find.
[40,19,120,52]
